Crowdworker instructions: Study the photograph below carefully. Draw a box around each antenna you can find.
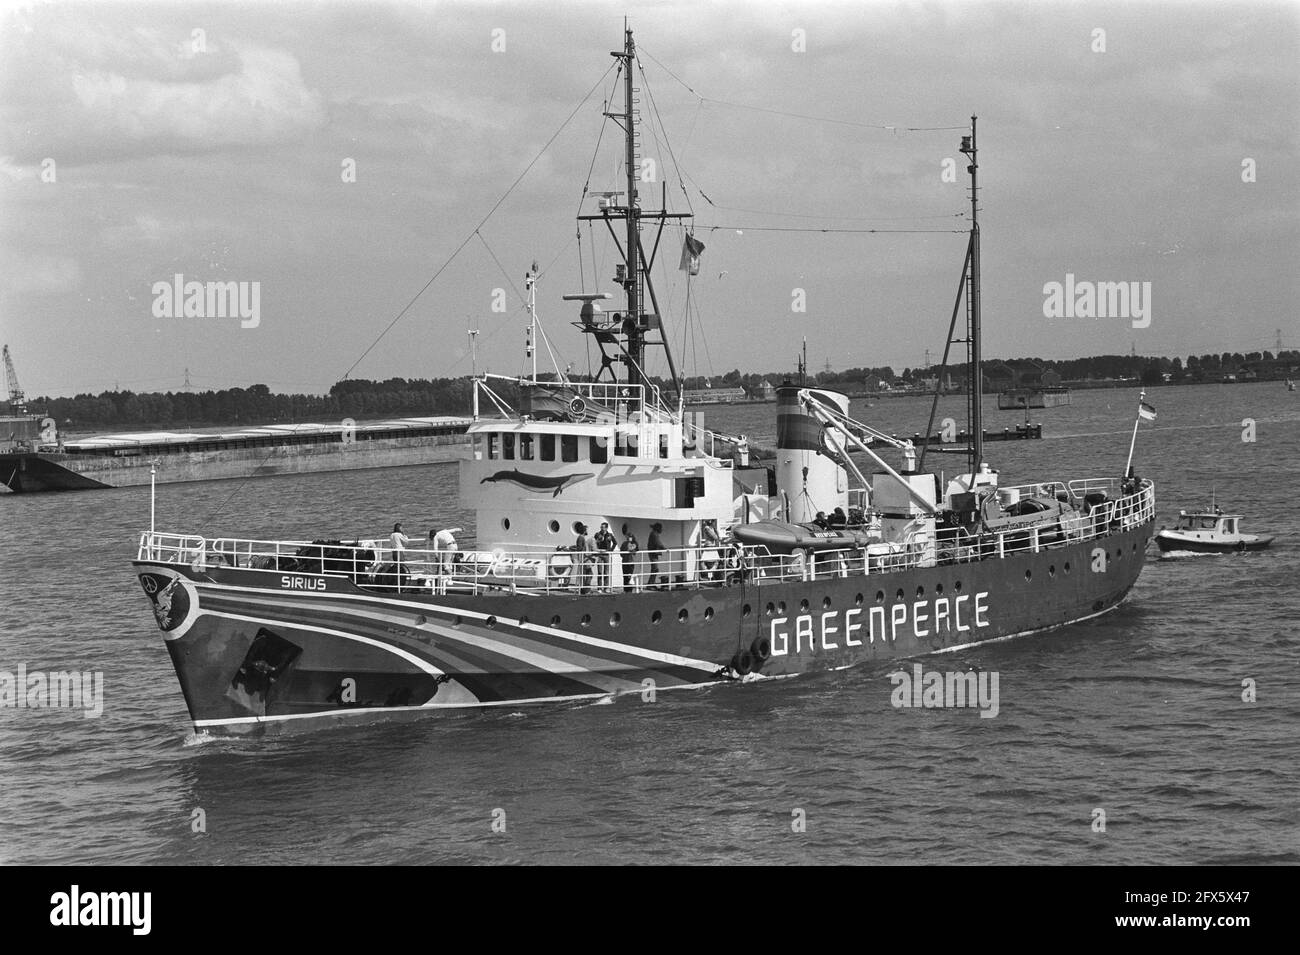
[468,328,480,378]
[525,262,539,381]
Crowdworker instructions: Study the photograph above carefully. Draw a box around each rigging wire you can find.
[701,224,965,234]
[340,60,617,382]
[637,56,694,217]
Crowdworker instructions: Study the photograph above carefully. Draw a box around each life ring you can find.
[569,397,587,417]
[750,636,772,666]
[1234,540,1246,553]
[547,553,574,582]
[731,650,754,676]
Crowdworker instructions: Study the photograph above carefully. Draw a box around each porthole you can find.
[1048,565,1056,577]
[502,517,511,531]
[609,612,621,627]
[573,521,586,535]
[955,580,963,592]
[486,615,497,628]
[875,590,885,604]
[742,604,752,618]
[895,588,905,601]
[548,520,560,534]
[519,615,530,626]
[1063,562,1071,574]
[580,614,591,628]
[855,592,864,606]
[1025,569,1032,581]
[549,615,561,627]
[704,607,715,621]
[778,601,787,614]
[651,610,662,624]
[915,585,925,599]
[765,602,775,616]
[822,596,832,610]
[678,608,689,623]
[799,599,810,613]
[935,584,944,595]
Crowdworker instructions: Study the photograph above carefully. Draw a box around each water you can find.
[2,381,1297,864]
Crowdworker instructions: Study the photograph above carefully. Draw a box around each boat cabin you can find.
[1174,510,1239,535]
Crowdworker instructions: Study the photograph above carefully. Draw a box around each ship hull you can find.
[134,519,1153,735]
[0,434,469,493]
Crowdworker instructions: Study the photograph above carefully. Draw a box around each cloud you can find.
[3,252,82,294]
[0,9,325,165]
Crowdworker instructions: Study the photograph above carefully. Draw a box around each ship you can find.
[997,386,1072,410]
[130,27,1156,735]
[1,416,471,492]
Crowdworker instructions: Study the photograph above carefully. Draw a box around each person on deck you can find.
[812,511,830,530]
[619,527,639,590]
[388,523,411,589]
[594,522,616,590]
[646,523,666,589]
[572,522,591,592]
[430,526,463,574]
[829,507,847,528]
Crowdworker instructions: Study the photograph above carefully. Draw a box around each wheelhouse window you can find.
[487,434,499,459]
[561,434,579,463]
[659,434,669,459]
[615,429,638,457]
[503,433,515,460]
[674,476,705,508]
[519,434,534,460]
[590,435,608,464]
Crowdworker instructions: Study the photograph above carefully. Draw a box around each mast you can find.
[960,116,983,473]
[621,26,643,384]
[574,25,690,404]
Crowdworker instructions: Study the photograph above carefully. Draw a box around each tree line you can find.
[26,350,1299,429]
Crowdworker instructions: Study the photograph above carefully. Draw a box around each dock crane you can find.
[3,344,27,414]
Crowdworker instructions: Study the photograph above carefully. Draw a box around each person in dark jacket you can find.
[646,522,666,589]
[593,522,616,590]
[618,527,639,590]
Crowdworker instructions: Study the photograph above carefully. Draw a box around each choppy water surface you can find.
[1,382,1297,864]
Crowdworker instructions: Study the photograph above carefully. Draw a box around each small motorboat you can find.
[1154,506,1274,554]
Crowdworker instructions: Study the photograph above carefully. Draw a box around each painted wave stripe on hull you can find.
[196,591,719,702]
[198,582,722,672]
[198,591,709,687]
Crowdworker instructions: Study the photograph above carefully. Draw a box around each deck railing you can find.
[137,477,1154,596]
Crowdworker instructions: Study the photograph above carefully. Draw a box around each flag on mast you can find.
[1138,399,1157,421]
[679,233,705,275]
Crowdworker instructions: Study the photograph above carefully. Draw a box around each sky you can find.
[1,0,1297,398]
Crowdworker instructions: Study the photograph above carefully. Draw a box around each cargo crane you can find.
[3,344,27,414]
